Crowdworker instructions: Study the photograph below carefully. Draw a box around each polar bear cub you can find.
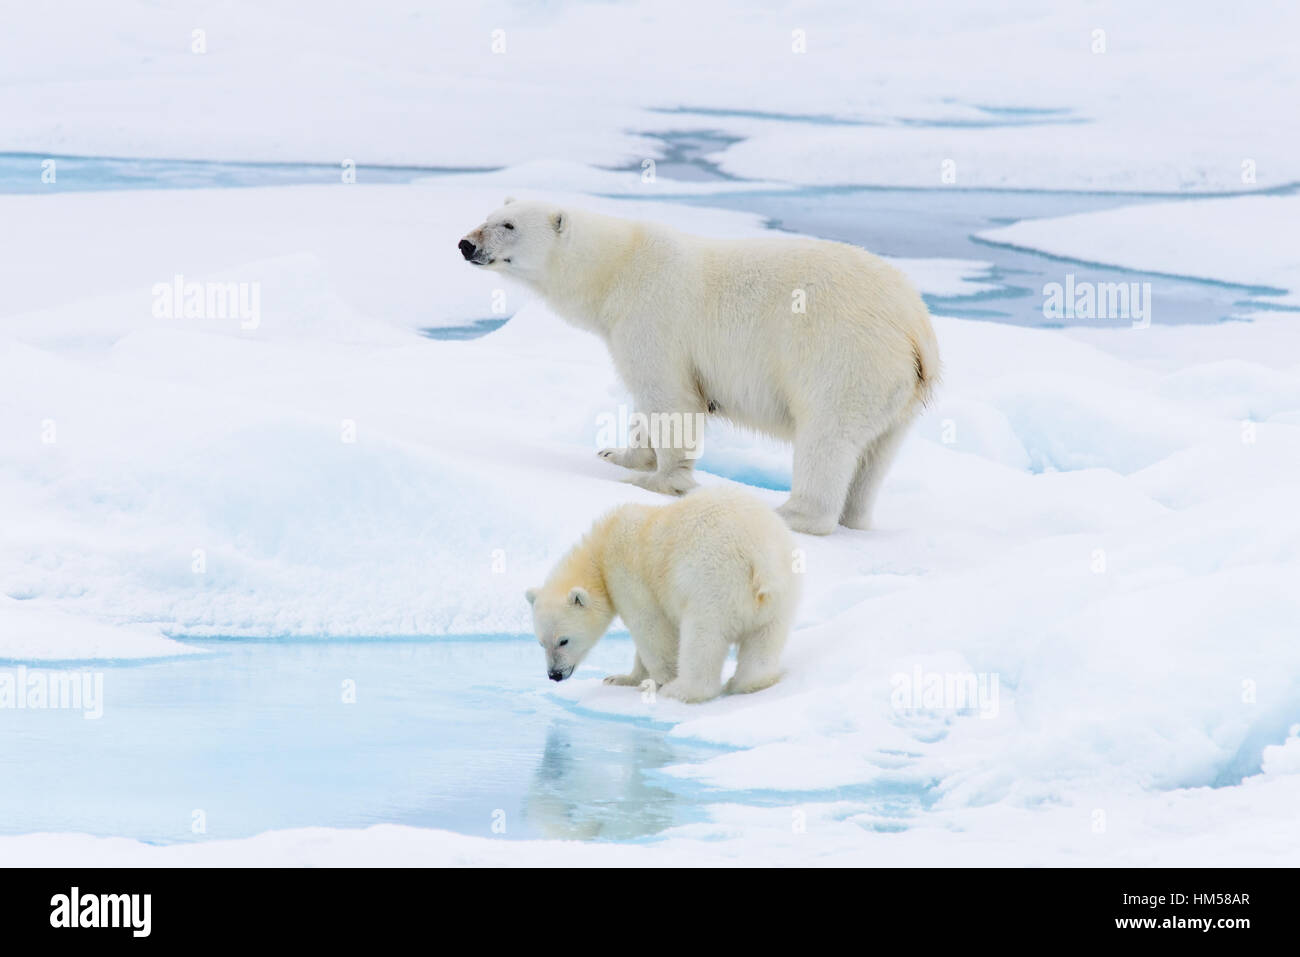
[525,487,799,703]
[460,199,939,536]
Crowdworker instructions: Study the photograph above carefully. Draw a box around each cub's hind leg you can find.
[726,613,791,695]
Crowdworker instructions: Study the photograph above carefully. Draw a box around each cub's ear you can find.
[551,210,566,234]
[503,195,516,206]
[525,587,538,606]
[568,586,588,608]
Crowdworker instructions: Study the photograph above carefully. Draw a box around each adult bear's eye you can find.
[503,222,514,230]
[558,638,568,647]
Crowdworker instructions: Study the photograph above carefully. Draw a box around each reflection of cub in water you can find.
[523,724,684,841]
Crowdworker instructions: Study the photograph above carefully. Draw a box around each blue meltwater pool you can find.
[0,637,730,844]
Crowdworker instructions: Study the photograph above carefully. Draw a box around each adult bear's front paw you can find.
[597,447,656,471]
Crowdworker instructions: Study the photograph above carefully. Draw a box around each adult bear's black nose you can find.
[459,239,478,261]
[548,670,564,681]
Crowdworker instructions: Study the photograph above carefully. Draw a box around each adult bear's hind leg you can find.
[840,419,910,530]
[777,423,864,536]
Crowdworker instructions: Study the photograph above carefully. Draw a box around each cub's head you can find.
[459,197,566,277]
[525,581,612,682]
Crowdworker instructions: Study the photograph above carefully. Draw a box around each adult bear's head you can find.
[458,197,566,278]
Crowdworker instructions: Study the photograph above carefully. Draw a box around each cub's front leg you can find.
[603,652,649,686]
[607,609,677,690]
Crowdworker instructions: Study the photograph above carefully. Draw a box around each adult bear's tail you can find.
[910,318,941,408]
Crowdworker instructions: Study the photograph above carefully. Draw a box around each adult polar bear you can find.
[459,200,939,535]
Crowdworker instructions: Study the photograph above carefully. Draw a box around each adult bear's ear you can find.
[525,587,538,605]
[551,210,566,234]
[503,195,516,206]
[568,586,588,608]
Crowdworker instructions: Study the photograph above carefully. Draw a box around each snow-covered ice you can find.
[3,177,1299,864]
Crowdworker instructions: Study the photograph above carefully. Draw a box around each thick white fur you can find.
[525,487,799,703]
[461,199,940,534]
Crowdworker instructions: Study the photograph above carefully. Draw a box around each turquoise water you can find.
[0,637,724,843]
[0,151,490,194]
[419,318,510,341]
[0,637,935,844]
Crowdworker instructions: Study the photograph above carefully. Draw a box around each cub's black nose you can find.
[548,670,564,682]
[459,239,477,260]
